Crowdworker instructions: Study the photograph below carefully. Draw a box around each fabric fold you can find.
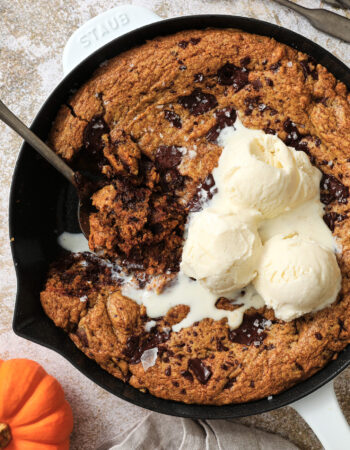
[97,412,298,450]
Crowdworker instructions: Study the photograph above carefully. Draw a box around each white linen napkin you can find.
[97,411,298,450]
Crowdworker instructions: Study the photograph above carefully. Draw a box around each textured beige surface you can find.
[0,1,349,449]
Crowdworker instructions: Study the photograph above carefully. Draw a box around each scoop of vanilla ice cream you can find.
[292,150,322,205]
[254,233,341,321]
[215,127,320,218]
[181,209,262,295]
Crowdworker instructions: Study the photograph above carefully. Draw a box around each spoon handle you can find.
[273,0,350,42]
[324,0,350,8]
[0,99,75,184]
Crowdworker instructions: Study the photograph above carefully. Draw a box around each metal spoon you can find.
[272,0,350,42]
[0,99,90,238]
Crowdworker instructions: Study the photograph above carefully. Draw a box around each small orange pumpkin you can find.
[0,359,73,449]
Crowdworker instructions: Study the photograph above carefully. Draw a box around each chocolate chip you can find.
[172,381,179,387]
[264,127,276,135]
[320,173,349,205]
[315,332,323,340]
[194,73,204,83]
[180,389,187,394]
[265,78,274,87]
[296,362,303,371]
[123,335,140,359]
[323,212,347,231]
[223,377,236,389]
[250,381,255,388]
[269,61,281,73]
[164,110,182,128]
[338,318,347,331]
[76,328,89,347]
[240,56,251,67]
[189,37,201,45]
[178,40,188,48]
[125,329,170,364]
[178,89,218,115]
[283,118,310,152]
[300,58,318,80]
[159,167,186,193]
[206,106,237,142]
[263,344,275,351]
[216,339,229,352]
[315,137,321,147]
[252,79,263,91]
[217,62,249,91]
[188,358,212,384]
[181,370,194,381]
[165,367,171,376]
[155,146,182,169]
[228,313,270,346]
[244,96,261,116]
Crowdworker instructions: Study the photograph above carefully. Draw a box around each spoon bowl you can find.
[0,99,90,239]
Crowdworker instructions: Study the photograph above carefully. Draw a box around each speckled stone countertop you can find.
[0,1,349,449]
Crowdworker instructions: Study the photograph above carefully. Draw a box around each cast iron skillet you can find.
[9,15,350,419]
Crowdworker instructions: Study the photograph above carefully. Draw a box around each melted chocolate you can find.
[323,212,347,231]
[83,114,110,157]
[164,110,182,128]
[206,106,237,142]
[320,173,349,205]
[228,313,270,347]
[124,329,170,364]
[217,62,249,91]
[159,167,186,193]
[178,89,218,116]
[188,174,217,212]
[155,146,182,169]
[188,358,212,384]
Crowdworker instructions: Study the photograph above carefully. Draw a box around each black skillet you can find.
[9,14,350,420]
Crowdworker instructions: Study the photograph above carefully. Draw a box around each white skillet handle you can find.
[291,380,350,449]
[62,5,161,75]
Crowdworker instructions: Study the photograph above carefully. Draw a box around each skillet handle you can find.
[291,380,350,449]
[62,5,161,75]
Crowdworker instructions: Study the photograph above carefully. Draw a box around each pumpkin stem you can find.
[0,423,11,448]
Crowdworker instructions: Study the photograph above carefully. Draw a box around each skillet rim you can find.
[9,14,350,419]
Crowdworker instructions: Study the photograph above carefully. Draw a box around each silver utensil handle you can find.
[0,99,75,184]
[324,0,350,8]
[273,0,350,42]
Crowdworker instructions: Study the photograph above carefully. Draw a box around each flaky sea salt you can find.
[80,295,88,302]
[141,348,158,371]
[144,320,156,332]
